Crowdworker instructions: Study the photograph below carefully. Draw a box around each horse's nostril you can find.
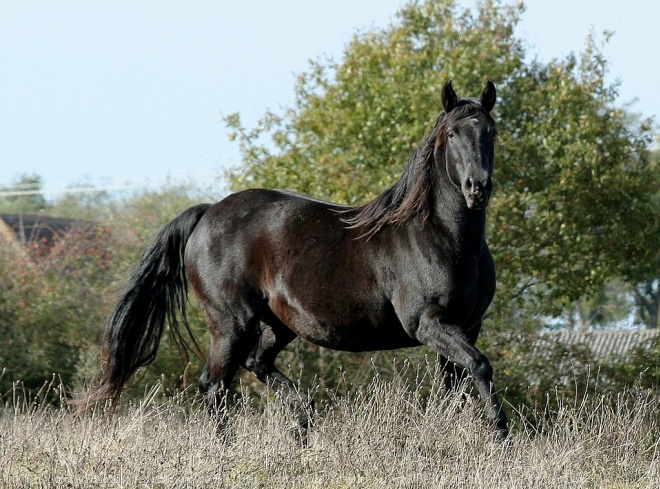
[465,177,491,201]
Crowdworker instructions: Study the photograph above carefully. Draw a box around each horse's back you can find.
[189,188,348,254]
[184,188,355,298]
[185,188,331,284]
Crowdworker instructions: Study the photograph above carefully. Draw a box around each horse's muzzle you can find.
[464,177,492,209]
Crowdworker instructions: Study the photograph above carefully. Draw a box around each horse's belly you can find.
[286,312,419,352]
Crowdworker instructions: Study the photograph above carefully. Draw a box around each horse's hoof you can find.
[492,427,509,443]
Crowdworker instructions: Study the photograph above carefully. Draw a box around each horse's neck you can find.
[431,174,487,257]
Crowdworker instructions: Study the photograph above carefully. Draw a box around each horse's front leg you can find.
[413,307,508,441]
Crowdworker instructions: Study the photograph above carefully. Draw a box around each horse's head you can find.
[435,80,497,210]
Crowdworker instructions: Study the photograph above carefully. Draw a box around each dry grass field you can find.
[2,370,660,488]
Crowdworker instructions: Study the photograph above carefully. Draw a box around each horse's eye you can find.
[447,131,456,140]
[491,131,498,140]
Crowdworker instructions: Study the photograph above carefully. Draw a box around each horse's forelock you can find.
[434,100,491,149]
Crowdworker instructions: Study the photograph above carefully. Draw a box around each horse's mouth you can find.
[465,195,490,210]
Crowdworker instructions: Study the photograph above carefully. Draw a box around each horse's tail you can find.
[78,203,212,409]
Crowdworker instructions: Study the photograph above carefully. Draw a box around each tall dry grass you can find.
[2,365,659,488]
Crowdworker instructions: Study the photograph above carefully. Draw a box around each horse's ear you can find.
[441,80,457,113]
[480,81,496,113]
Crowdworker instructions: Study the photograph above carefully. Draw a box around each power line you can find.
[0,173,223,197]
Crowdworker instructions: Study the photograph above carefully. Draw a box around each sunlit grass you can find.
[2,368,659,488]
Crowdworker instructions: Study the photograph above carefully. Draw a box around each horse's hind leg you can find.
[243,322,314,436]
[198,306,259,424]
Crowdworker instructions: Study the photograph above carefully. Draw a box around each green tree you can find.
[633,279,659,329]
[0,174,50,214]
[222,0,660,410]
[630,150,660,329]
[226,0,658,325]
[564,281,632,331]
[0,181,214,402]
[0,226,111,400]
[49,184,115,221]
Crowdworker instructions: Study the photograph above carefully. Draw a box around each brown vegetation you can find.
[2,370,659,488]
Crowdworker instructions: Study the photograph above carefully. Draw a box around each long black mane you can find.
[342,100,492,239]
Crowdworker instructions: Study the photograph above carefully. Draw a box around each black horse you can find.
[83,80,509,440]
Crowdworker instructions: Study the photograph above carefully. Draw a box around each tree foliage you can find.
[0,226,111,397]
[226,0,658,323]
[0,174,50,215]
[0,184,210,401]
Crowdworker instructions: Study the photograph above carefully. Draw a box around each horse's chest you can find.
[395,256,484,323]
[437,261,480,305]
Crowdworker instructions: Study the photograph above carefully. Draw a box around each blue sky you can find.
[1,1,658,198]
